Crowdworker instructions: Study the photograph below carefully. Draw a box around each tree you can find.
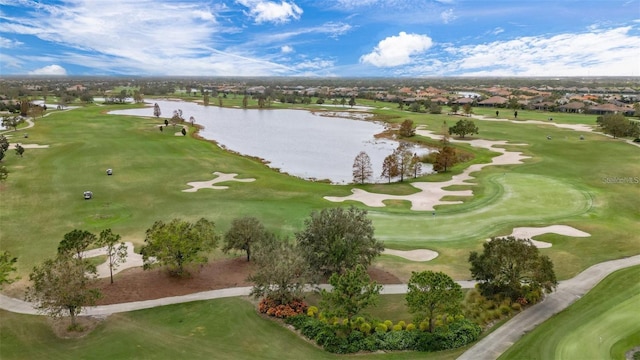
[352,151,373,184]
[429,103,442,114]
[26,254,101,330]
[320,264,382,323]
[394,143,413,182]
[450,104,460,114]
[0,135,9,153]
[449,119,479,138]
[2,116,23,131]
[410,153,422,178]
[469,236,557,302]
[406,271,463,333]
[432,145,457,173]
[57,229,97,261]
[248,234,311,304]
[14,143,24,157]
[222,216,267,262]
[0,251,18,288]
[295,207,384,277]
[242,95,249,108]
[203,92,210,106]
[141,218,218,276]
[399,119,415,137]
[97,229,127,284]
[153,103,161,118]
[348,97,356,108]
[597,113,638,139]
[381,153,399,183]
[462,103,472,116]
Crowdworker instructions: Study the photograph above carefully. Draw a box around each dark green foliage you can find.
[295,206,383,277]
[222,216,267,261]
[57,229,97,260]
[469,236,558,302]
[406,270,463,333]
[596,113,639,138]
[449,119,479,138]
[285,314,479,354]
[320,264,382,322]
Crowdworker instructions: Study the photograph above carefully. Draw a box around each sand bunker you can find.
[383,248,439,261]
[325,129,530,211]
[9,143,49,149]
[81,242,145,278]
[183,171,256,192]
[491,225,591,248]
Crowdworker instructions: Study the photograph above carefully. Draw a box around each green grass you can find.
[500,265,640,360]
[0,97,639,359]
[1,101,638,281]
[0,297,464,360]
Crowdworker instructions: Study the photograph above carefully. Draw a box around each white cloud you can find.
[0,36,23,48]
[28,64,67,75]
[447,26,640,76]
[360,32,433,67]
[237,0,302,24]
[281,45,294,53]
[440,9,456,24]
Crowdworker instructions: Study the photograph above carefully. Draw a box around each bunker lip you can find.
[325,129,530,211]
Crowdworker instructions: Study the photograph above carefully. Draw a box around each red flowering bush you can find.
[258,297,308,319]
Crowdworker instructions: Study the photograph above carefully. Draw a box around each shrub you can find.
[419,321,429,331]
[397,320,406,329]
[511,302,522,311]
[307,305,318,317]
[359,322,371,334]
[392,324,403,331]
[405,323,416,331]
[499,304,512,315]
[374,323,388,334]
[259,297,308,319]
[384,320,393,328]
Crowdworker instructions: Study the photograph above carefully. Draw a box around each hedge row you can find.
[285,315,481,354]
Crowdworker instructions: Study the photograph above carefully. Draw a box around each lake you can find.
[109,100,432,184]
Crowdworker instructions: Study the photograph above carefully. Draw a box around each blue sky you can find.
[1,0,639,77]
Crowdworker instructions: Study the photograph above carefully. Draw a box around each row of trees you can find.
[596,113,640,139]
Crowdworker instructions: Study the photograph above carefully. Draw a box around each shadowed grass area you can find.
[499,265,640,360]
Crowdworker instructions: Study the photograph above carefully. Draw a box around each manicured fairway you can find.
[500,265,640,360]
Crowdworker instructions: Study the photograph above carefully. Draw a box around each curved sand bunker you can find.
[325,128,530,211]
[383,248,438,261]
[81,242,145,279]
[491,225,591,248]
[9,143,49,149]
[183,172,256,192]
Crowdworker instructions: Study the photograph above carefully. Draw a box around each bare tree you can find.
[352,151,373,184]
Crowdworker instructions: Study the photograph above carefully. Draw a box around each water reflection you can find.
[109,100,432,184]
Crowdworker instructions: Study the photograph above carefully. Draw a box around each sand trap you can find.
[9,143,49,149]
[325,129,530,211]
[469,114,595,132]
[490,225,591,248]
[383,248,438,261]
[183,171,256,192]
[80,242,146,278]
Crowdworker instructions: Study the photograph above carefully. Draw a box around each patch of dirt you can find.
[48,315,105,339]
[96,258,402,305]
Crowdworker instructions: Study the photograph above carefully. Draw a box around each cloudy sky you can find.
[1,0,639,77]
